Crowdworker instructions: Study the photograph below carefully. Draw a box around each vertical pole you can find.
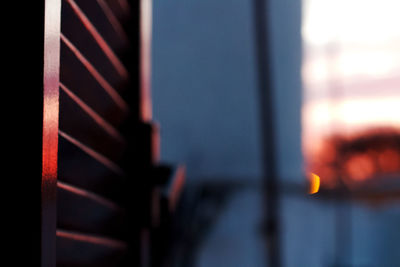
[125,1,153,266]
[252,0,281,266]
[124,0,152,120]
[139,0,153,122]
[42,0,61,266]
[139,3,154,266]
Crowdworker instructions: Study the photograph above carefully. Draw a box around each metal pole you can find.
[252,0,281,266]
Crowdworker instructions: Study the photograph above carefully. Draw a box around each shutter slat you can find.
[57,229,127,267]
[58,135,125,201]
[63,0,129,80]
[60,82,125,143]
[59,84,126,162]
[60,34,129,112]
[57,181,126,238]
[104,0,131,23]
[75,0,130,50]
[59,130,125,176]
[60,42,127,128]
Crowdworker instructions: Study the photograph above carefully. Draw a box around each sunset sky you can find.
[302,0,400,156]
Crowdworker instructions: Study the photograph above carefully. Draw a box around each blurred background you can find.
[151,0,400,266]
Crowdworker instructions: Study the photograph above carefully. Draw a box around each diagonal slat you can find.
[90,0,129,43]
[72,0,130,56]
[59,130,124,176]
[61,34,129,112]
[60,40,128,127]
[58,181,121,210]
[105,0,131,22]
[57,229,127,267]
[64,0,129,79]
[60,82,125,144]
[58,137,126,201]
[57,181,126,238]
[57,230,127,248]
[96,0,130,43]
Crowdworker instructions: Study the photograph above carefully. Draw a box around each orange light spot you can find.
[309,173,320,194]
[344,154,375,181]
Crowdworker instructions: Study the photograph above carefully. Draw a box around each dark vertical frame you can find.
[124,0,154,265]
[41,0,61,266]
[124,0,152,121]
[6,1,61,266]
[252,0,281,266]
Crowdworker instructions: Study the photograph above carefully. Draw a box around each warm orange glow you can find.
[306,129,400,188]
[378,149,400,173]
[308,173,320,194]
[302,0,400,190]
[344,154,375,181]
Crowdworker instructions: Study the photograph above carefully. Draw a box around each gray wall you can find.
[152,0,303,182]
[152,0,262,181]
[268,0,303,183]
